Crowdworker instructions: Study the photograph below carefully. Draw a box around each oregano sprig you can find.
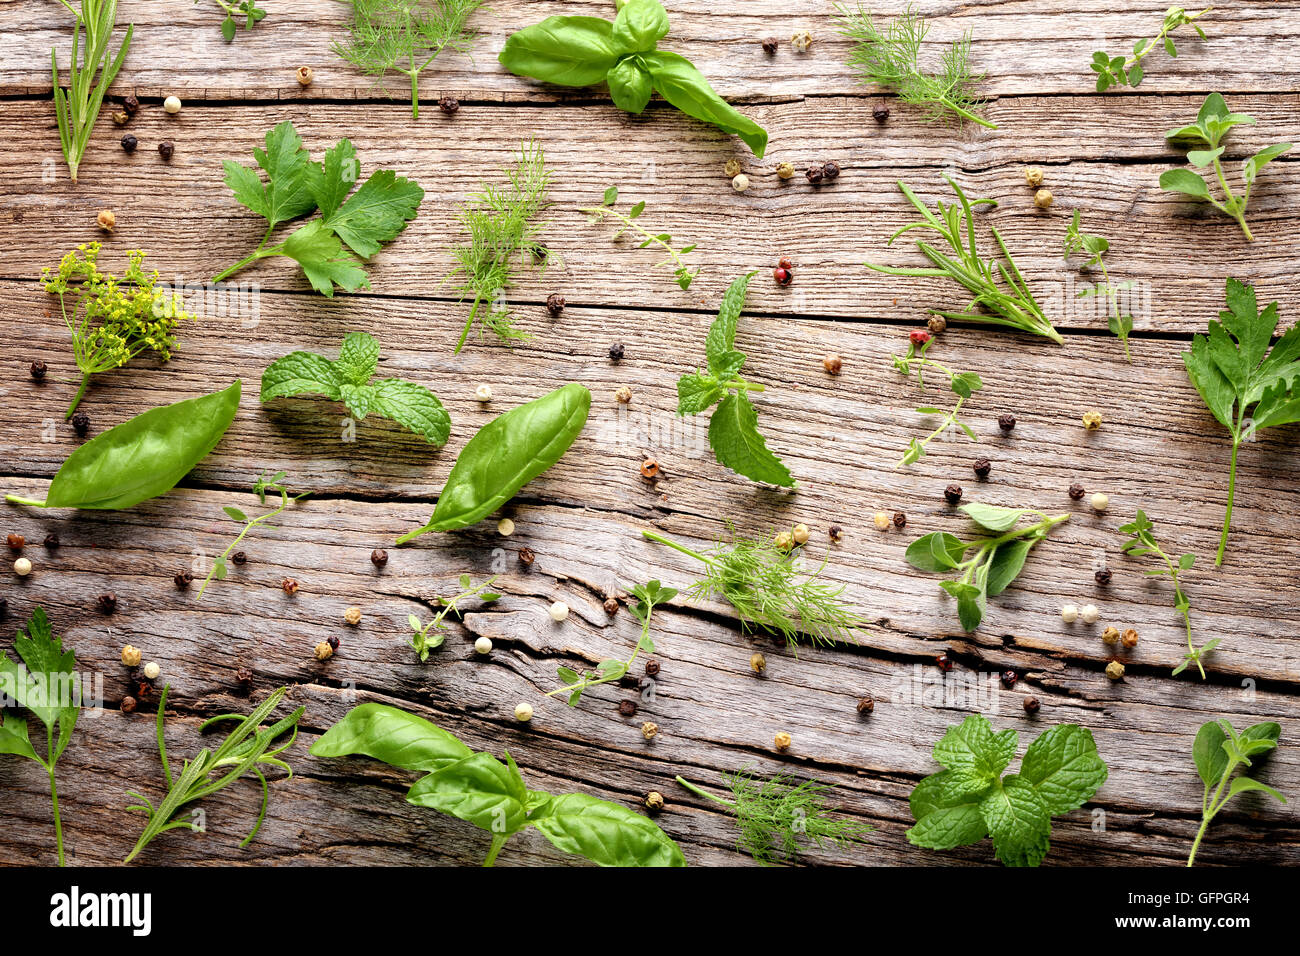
[198,0,266,42]
[1090,6,1210,90]
[892,333,983,468]
[675,272,793,487]
[1063,210,1135,359]
[196,472,308,601]
[580,187,700,291]
[407,574,501,661]
[1188,719,1285,866]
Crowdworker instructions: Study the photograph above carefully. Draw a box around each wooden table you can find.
[0,0,1297,867]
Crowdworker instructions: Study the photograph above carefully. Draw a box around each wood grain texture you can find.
[1,0,1298,867]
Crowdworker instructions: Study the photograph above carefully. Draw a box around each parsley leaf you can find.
[1183,278,1300,564]
[908,715,1108,867]
[214,121,424,296]
[261,332,450,444]
[675,272,794,487]
[0,607,81,865]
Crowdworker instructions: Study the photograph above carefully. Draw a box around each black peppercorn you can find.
[973,457,992,478]
[43,532,60,549]
[327,635,340,651]
[618,699,637,717]
[30,360,48,381]
[174,570,192,588]
[120,695,137,714]
[1068,482,1086,500]
[892,511,907,529]
[1001,669,1018,687]
[608,343,625,361]
[821,160,841,181]
[997,413,1016,432]
[872,104,890,122]
[645,659,660,676]
[122,94,140,115]
[828,524,843,542]
[856,695,874,714]
[71,411,90,436]
[805,165,824,184]
[121,133,138,153]
[438,96,460,114]
[235,666,253,683]
[1095,568,1112,585]
[518,546,535,567]
[944,484,963,504]
[97,592,117,614]
[1023,695,1041,714]
[761,36,778,54]
[546,293,565,316]
[231,550,247,565]
[371,548,388,567]
[158,140,174,160]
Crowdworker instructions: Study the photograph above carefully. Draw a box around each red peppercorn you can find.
[936,654,953,672]
[773,266,792,286]
[327,635,340,651]
[6,534,23,551]
[909,330,931,346]
[778,257,794,270]
[120,696,137,714]
[1000,670,1018,687]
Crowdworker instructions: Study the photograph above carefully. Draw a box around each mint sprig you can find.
[676,272,794,487]
[908,714,1108,867]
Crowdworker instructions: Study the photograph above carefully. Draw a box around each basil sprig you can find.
[312,703,687,866]
[499,0,767,157]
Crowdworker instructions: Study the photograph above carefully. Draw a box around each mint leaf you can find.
[706,272,755,370]
[259,350,342,402]
[933,714,1017,788]
[336,331,380,386]
[906,772,989,850]
[369,378,452,445]
[980,777,1052,867]
[676,373,724,415]
[1019,724,1109,814]
[708,391,794,487]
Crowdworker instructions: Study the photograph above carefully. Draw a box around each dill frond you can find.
[446,138,552,353]
[642,525,863,648]
[834,3,995,129]
[677,770,873,866]
[333,0,484,118]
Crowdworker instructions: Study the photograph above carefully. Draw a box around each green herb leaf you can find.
[959,502,1026,533]
[530,792,686,866]
[640,51,768,157]
[708,391,795,488]
[498,15,622,87]
[611,0,671,54]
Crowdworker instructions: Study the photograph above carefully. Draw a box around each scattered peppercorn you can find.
[344,606,362,625]
[608,343,625,361]
[724,159,743,178]
[821,160,841,181]
[71,411,90,436]
[371,549,388,567]
[328,635,341,652]
[1090,492,1110,512]
[282,578,299,595]
[1001,669,1018,687]
[641,721,659,740]
[1105,660,1125,680]
[1095,568,1112,585]
[1024,167,1045,187]
[439,96,460,114]
[549,601,570,622]
[43,532,59,549]
[1102,625,1120,645]
[97,209,116,232]
[163,95,182,114]
[121,644,142,667]
[1023,695,1041,714]
[775,161,795,180]
[792,523,810,544]
[314,641,334,661]
[936,654,953,672]
[97,592,117,614]
[1082,410,1103,431]
[872,511,891,531]
[762,37,778,54]
[805,165,824,184]
[1034,188,1053,209]
[1121,628,1139,649]
[823,354,842,375]
[142,661,160,681]
[112,109,129,126]
[892,511,907,529]
[120,695,137,714]
[235,666,253,683]
[856,695,874,714]
[158,140,174,160]
[514,701,534,723]
[1061,603,1080,623]
[618,699,638,717]
[497,517,515,536]
[750,652,767,674]
[998,414,1016,432]
[603,596,619,615]
[122,94,140,115]
[926,315,947,334]
[944,484,963,504]
[645,659,660,677]
[872,104,890,122]
[973,457,992,478]
[546,293,565,316]
[640,458,660,479]
[1080,604,1101,624]
[774,731,792,752]
[644,790,665,812]
[1068,482,1086,500]
[6,534,23,551]
[296,65,313,86]
[773,265,793,286]
[731,173,751,193]
[790,30,813,52]
[519,546,536,567]
[475,383,493,402]
[232,550,247,565]
[13,557,32,577]
[828,524,843,542]
[174,570,192,589]
[774,530,795,551]
[474,636,493,655]
[30,360,48,381]
[121,132,138,153]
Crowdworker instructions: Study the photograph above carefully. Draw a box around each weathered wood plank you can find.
[4,1,1300,98]
[2,99,1297,330]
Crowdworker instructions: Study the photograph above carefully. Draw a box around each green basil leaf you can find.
[401,384,591,539]
[310,703,473,773]
[31,382,241,510]
[406,752,529,835]
[607,56,654,114]
[611,0,670,54]
[528,792,687,866]
[499,16,622,88]
[639,51,768,157]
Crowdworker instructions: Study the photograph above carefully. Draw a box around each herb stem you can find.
[1188,771,1231,867]
[1216,437,1240,566]
[675,775,734,808]
[5,495,48,507]
[941,96,997,129]
[579,205,694,277]
[482,832,508,867]
[47,724,65,866]
[896,395,967,469]
[641,529,710,565]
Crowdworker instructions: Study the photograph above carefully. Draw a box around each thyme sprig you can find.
[52,0,133,183]
[834,3,994,129]
[334,0,484,119]
[1091,6,1210,91]
[1063,210,1135,360]
[676,770,873,865]
[447,138,552,353]
[196,472,308,601]
[579,187,700,291]
[642,526,862,648]
[197,0,266,42]
[123,685,303,863]
[1119,510,1214,678]
[869,178,1062,344]
[892,335,982,467]
[407,574,501,661]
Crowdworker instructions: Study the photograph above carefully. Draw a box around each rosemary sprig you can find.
[1119,510,1214,679]
[407,574,501,661]
[51,0,134,183]
[1063,210,1135,359]
[579,187,700,291]
[834,3,994,129]
[123,685,303,863]
[892,334,982,467]
[869,178,1062,344]
[447,138,552,353]
[676,770,873,865]
[196,472,308,601]
[333,0,484,119]
[547,580,675,705]
[642,526,862,648]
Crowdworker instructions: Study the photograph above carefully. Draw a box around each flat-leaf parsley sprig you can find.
[580,187,700,291]
[1119,510,1213,678]
[869,178,1062,344]
[1090,6,1210,91]
[833,3,995,129]
[196,472,308,601]
[407,574,501,661]
[676,769,873,865]
[892,330,983,468]
[447,138,552,353]
[642,524,862,648]
[1063,210,1135,359]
